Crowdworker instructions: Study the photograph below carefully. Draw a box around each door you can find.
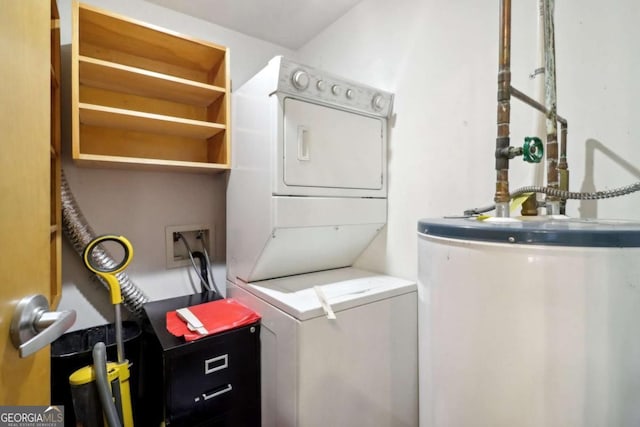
[283,98,384,190]
[0,1,53,405]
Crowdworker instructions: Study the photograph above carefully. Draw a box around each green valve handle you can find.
[523,137,544,163]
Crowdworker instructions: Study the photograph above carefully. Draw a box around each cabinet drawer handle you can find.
[203,384,232,401]
[205,354,228,374]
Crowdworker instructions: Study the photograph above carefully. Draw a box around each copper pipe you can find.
[521,194,539,216]
[510,85,567,125]
[559,123,568,170]
[494,0,512,215]
[559,123,569,213]
[542,0,560,213]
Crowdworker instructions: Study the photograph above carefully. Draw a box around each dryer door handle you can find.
[297,126,310,161]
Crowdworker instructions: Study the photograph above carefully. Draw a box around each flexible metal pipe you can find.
[494,0,512,217]
[61,170,149,319]
[464,182,640,216]
[512,184,640,201]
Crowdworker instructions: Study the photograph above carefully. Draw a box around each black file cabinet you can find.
[143,292,261,426]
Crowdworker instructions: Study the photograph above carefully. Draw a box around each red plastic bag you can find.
[166,298,260,342]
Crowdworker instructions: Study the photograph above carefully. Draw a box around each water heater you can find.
[418,217,640,427]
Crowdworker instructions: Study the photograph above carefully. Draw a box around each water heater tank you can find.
[417,217,640,427]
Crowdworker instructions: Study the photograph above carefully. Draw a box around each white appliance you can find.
[229,268,417,427]
[227,56,392,283]
[227,56,417,427]
[417,217,640,427]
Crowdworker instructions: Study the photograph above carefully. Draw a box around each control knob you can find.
[316,80,326,91]
[346,89,354,99]
[291,70,310,90]
[372,94,386,111]
[331,85,342,96]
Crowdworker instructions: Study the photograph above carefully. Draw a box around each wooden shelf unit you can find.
[72,2,231,172]
[51,0,62,306]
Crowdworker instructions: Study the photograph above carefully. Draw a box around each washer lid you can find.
[243,267,416,321]
[418,217,640,247]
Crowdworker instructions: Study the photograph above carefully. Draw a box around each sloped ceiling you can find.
[144,0,363,49]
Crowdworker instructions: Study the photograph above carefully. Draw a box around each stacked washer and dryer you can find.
[227,57,418,427]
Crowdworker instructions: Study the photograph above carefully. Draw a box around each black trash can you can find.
[51,321,142,427]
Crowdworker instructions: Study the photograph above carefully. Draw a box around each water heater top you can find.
[418,217,640,247]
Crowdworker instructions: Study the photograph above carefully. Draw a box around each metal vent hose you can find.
[61,170,149,319]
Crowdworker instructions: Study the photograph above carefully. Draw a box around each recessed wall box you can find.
[165,225,212,269]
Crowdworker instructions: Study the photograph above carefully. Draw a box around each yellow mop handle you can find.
[83,235,134,304]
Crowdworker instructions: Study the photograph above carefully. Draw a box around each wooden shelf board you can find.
[79,103,225,139]
[75,153,230,173]
[79,3,226,73]
[72,1,231,173]
[79,56,224,107]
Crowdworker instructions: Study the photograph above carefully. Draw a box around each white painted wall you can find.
[297,0,640,280]
[57,0,293,331]
[58,0,640,330]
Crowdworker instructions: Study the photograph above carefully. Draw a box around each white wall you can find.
[297,0,640,280]
[57,0,293,331]
[58,0,640,329]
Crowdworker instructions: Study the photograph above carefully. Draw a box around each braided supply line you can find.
[464,182,640,216]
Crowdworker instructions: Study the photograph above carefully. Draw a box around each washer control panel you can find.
[276,58,393,118]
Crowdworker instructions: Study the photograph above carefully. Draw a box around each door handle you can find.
[297,125,310,161]
[10,294,76,358]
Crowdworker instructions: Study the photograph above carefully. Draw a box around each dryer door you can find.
[282,98,383,191]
